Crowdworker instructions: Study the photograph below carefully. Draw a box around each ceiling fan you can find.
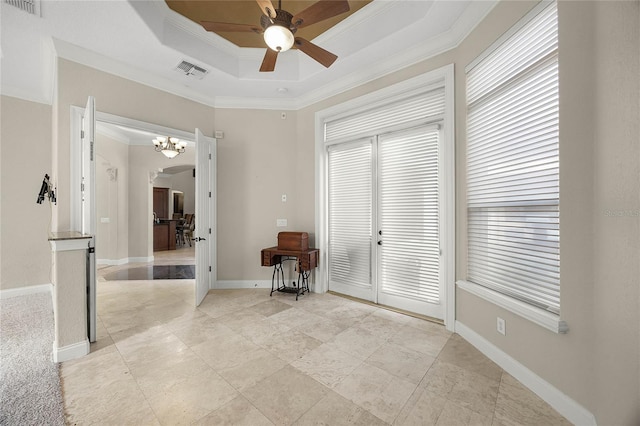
[200,0,350,72]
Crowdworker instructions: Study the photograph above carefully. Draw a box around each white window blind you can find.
[325,88,445,144]
[466,1,560,314]
[379,125,440,303]
[328,142,373,290]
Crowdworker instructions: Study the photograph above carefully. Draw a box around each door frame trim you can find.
[314,64,456,331]
[69,108,217,301]
[70,107,196,233]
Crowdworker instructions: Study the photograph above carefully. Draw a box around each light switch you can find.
[277,219,287,227]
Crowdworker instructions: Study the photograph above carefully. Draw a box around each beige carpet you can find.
[0,292,64,425]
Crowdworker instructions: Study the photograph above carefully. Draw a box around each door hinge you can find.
[90,141,94,161]
[81,183,85,192]
[208,153,212,160]
[209,266,212,272]
[81,130,85,139]
[209,228,211,234]
[209,191,211,198]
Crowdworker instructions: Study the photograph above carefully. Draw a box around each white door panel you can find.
[327,140,374,302]
[377,125,443,318]
[195,129,216,306]
[81,96,97,342]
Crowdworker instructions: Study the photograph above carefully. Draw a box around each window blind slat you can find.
[325,89,444,143]
[466,1,559,314]
[467,3,558,104]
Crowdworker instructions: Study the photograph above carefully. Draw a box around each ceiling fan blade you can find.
[260,49,278,72]
[291,0,350,28]
[200,21,262,34]
[294,37,338,68]
[256,0,277,18]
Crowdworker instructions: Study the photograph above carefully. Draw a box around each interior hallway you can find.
[62,250,571,425]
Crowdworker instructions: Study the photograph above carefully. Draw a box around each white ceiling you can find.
[0,0,497,110]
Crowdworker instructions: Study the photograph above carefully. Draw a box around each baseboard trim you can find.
[455,321,597,426]
[0,283,52,299]
[97,258,129,266]
[214,280,272,290]
[130,256,154,263]
[53,339,90,363]
[96,256,154,265]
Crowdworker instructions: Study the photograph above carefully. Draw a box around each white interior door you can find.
[195,129,216,306]
[80,96,97,342]
[81,96,95,235]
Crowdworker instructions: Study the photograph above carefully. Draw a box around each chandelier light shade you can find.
[264,24,294,52]
[153,136,186,159]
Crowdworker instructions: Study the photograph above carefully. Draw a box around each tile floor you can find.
[61,252,571,425]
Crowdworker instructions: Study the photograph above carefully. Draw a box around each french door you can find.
[328,124,444,319]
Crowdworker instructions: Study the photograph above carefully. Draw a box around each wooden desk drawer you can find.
[298,251,318,271]
[261,250,281,267]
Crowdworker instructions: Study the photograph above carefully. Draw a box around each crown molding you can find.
[52,38,219,109]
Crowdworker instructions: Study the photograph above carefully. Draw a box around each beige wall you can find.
[171,169,196,216]
[95,133,129,262]
[0,96,53,290]
[51,247,87,348]
[591,1,640,423]
[213,108,298,281]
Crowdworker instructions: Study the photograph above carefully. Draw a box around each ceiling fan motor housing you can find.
[260,9,296,33]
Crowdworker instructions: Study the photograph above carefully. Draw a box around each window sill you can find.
[456,280,568,334]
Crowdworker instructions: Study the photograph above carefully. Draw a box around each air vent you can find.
[174,60,209,80]
[4,0,40,15]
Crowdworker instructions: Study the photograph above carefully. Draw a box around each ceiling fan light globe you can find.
[264,25,294,52]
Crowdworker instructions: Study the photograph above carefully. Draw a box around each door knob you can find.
[377,240,382,245]
[194,237,206,242]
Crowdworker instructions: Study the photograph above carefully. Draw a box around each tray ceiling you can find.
[166,0,372,49]
[0,0,498,109]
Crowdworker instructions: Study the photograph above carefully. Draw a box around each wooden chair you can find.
[183,214,195,246]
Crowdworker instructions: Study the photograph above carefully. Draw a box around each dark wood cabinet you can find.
[153,220,176,251]
[153,187,169,219]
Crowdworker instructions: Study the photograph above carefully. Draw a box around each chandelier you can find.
[152,136,186,159]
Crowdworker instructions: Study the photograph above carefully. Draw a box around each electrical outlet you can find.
[497,317,506,336]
